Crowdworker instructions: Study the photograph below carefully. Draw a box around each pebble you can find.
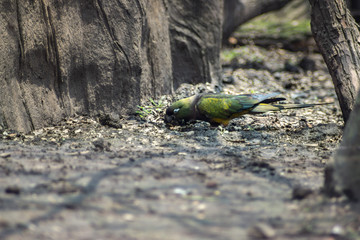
[331,224,344,235]
[205,181,218,189]
[173,188,188,196]
[123,214,135,222]
[292,185,313,200]
[248,223,276,239]
[5,186,21,195]
[0,152,11,158]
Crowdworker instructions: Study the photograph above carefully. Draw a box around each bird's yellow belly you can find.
[211,109,251,126]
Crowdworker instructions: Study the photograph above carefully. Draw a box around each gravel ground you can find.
[0,44,359,240]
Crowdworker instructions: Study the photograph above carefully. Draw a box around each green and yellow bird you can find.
[165,92,327,126]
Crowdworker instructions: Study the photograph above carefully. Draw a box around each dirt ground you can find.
[1,43,360,240]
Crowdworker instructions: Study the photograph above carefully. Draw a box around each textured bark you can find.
[168,0,223,89]
[332,90,360,200]
[309,0,360,200]
[309,0,360,122]
[0,0,222,132]
[223,0,292,43]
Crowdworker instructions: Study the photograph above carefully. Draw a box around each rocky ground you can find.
[1,41,360,239]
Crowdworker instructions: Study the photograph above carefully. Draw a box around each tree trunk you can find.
[223,0,292,43]
[309,0,360,200]
[331,90,360,200]
[168,0,223,89]
[309,0,360,123]
[0,0,222,132]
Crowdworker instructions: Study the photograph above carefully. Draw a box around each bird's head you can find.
[164,96,196,125]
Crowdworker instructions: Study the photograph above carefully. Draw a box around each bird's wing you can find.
[196,95,235,120]
[196,93,281,120]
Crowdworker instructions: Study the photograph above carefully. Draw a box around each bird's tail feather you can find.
[249,92,281,102]
[250,103,331,113]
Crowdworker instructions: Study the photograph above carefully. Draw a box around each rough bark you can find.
[168,0,223,89]
[308,0,360,200]
[309,0,360,123]
[223,0,292,43]
[0,0,222,132]
[331,90,360,200]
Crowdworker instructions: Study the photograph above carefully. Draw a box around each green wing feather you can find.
[196,95,237,120]
[196,93,281,120]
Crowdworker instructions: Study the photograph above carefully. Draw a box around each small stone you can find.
[74,129,82,134]
[205,181,218,189]
[197,203,207,212]
[248,223,276,239]
[222,76,235,84]
[283,82,297,90]
[331,224,344,235]
[5,186,21,195]
[0,152,11,158]
[213,190,221,196]
[292,185,313,200]
[92,138,111,151]
[273,72,282,80]
[123,214,134,222]
[173,188,188,196]
[33,129,44,136]
[228,36,238,45]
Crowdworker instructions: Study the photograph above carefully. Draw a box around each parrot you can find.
[164,92,329,127]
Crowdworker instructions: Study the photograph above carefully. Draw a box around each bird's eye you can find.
[173,108,180,113]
